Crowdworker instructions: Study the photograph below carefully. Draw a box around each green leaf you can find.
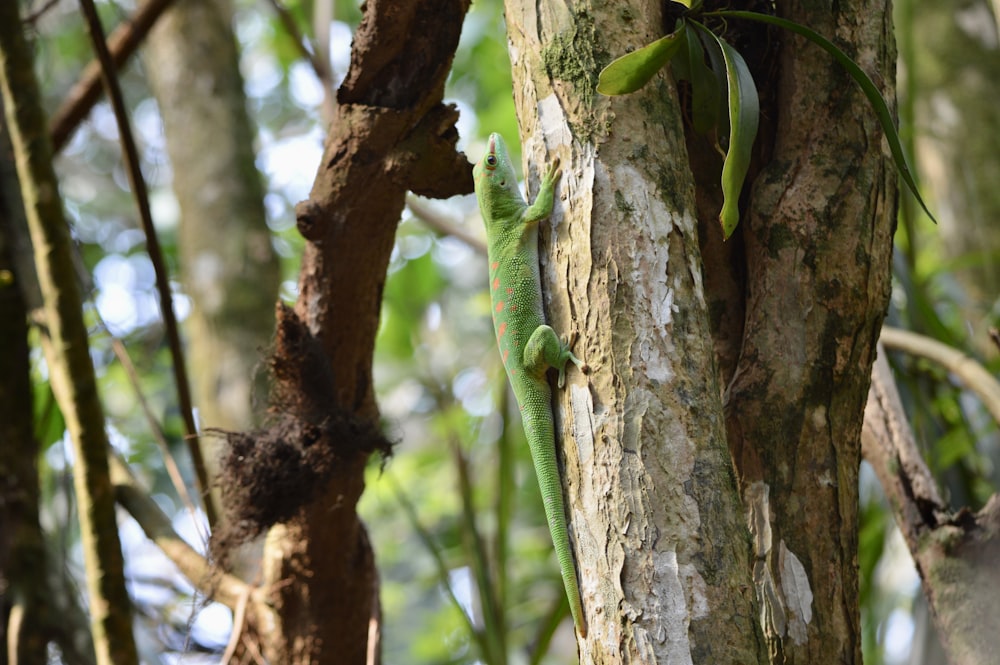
[693,22,760,238]
[681,21,721,135]
[711,10,937,223]
[597,29,686,96]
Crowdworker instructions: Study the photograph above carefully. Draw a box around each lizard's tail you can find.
[526,414,588,638]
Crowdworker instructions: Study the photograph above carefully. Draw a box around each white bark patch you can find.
[656,548,695,665]
[679,563,709,619]
[612,163,676,330]
[536,94,574,150]
[746,481,773,558]
[748,481,787,639]
[597,161,677,384]
[569,383,595,464]
[779,541,813,645]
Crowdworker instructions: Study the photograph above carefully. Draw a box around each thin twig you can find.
[880,325,1000,429]
[23,0,62,24]
[109,454,251,609]
[406,194,487,255]
[264,0,336,123]
[77,0,217,527]
[220,585,252,663]
[49,0,177,152]
[108,336,202,530]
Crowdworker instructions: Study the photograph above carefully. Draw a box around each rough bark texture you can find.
[252,2,473,663]
[0,5,138,664]
[504,1,762,661]
[724,1,896,663]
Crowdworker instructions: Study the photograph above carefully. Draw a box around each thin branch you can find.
[78,0,217,527]
[108,454,253,609]
[264,0,336,123]
[108,336,202,529]
[220,587,251,664]
[49,0,176,153]
[23,0,62,25]
[880,325,1000,429]
[406,194,487,255]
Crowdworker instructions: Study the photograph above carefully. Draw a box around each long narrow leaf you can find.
[682,21,720,134]
[711,10,937,223]
[693,21,760,237]
[597,28,687,95]
[389,477,490,657]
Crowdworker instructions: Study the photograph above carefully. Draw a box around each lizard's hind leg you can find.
[524,325,588,388]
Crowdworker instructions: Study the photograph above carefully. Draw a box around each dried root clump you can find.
[210,304,392,563]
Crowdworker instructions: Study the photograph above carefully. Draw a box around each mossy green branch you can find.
[0,5,139,664]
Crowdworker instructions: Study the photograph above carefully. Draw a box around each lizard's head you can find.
[473,132,521,214]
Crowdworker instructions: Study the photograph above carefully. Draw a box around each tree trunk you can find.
[504,0,895,661]
[144,0,281,543]
[504,0,761,661]
[724,1,896,662]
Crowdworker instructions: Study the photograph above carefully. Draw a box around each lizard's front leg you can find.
[523,157,562,225]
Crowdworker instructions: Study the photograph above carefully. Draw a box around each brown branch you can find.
[78,0,217,527]
[260,0,474,660]
[863,346,1000,665]
[49,0,176,153]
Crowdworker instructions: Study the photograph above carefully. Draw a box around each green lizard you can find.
[473,132,589,637]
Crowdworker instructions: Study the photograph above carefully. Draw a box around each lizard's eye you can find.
[486,155,498,167]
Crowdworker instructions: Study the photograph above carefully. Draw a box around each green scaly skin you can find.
[473,132,589,637]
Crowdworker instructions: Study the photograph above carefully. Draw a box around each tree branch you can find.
[405,194,486,255]
[880,325,1000,428]
[863,345,1000,665]
[49,0,176,152]
[108,455,255,610]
